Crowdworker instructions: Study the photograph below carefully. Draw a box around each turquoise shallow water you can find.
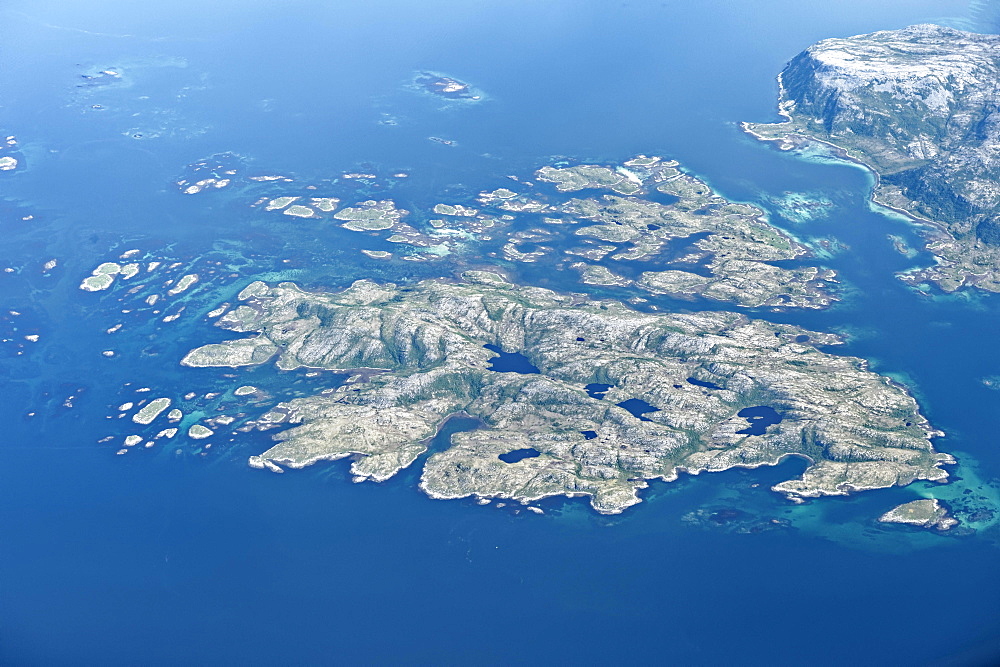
[2,1,1000,664]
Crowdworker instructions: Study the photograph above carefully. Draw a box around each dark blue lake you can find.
[737,406,783,435]
[687,376,725,390]
[617,398,661,421]
[484,344,540,374]
[585,382,613,399]
[2,0,999,665]
[498,448,541,464]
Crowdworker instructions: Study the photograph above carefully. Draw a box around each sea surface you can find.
[2,1,1000,664]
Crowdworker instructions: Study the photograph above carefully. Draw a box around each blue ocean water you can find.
[2,1,1000,664]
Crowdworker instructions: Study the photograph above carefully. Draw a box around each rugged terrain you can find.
[181,272,952,513]
[745,24,1000,292]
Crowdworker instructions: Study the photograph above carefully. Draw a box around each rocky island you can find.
[745,24,1000,293]
[181,272,952,513]
[879,498,957,531]
[413,71,482,101]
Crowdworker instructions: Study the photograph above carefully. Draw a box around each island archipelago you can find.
[745,24,1000,293]
[176,150,839,311]
[179,271,951,514]
[62,81,997,529]
[530,159,838,309]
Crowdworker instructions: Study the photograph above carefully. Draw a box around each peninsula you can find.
[745,24,1000,293]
